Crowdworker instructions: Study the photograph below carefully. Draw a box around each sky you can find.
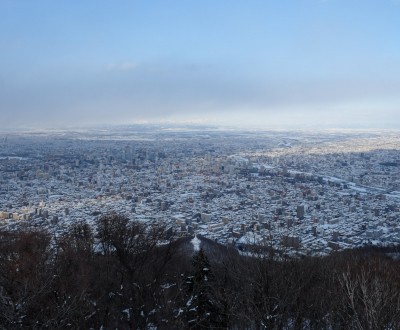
[1,0,400,129]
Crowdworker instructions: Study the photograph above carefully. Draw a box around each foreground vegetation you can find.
[1,214,400,329]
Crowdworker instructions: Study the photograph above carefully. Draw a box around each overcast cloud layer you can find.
[1,0,399,129]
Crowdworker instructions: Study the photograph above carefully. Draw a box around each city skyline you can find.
[1,0,400,129]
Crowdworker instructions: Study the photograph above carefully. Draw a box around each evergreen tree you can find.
[184,248,225,329]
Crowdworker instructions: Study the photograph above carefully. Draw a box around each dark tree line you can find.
[1,213,400,329]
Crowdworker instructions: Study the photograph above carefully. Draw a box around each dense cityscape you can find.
[1,125,399,257]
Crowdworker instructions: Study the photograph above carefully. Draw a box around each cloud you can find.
[1,61,399,129]
[107,62,138,72]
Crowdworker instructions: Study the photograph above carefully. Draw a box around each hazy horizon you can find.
[2,1,400,129]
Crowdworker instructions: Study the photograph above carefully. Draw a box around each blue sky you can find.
[1,0,400,129]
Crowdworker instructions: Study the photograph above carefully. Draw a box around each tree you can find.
[95,213,175,328]
[183,248,225,329]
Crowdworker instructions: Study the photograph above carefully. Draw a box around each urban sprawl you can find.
[1,126,400,257]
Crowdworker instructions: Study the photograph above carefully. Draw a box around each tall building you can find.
[297,205,305,220]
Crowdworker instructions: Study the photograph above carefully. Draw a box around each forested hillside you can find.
[1,214,400,329]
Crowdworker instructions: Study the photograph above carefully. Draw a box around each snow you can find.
[386,192,400,199]
[237,231,262,245]
[349,186,367,193]
[160,283,176,289]
[264,165,275,169]
[191,235,201,251]
[186,297,194,307]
